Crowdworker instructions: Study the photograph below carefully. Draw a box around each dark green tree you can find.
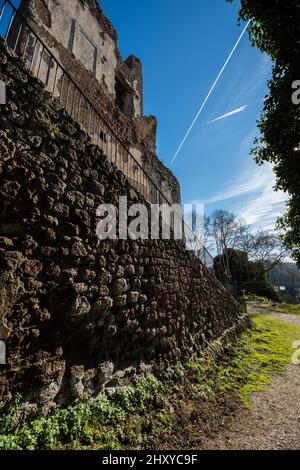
[214,248,279,300]
[227,0,300,264]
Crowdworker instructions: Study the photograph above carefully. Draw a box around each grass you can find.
[272,303,300,316]
[212,314,300,407]
[244,293,271,303]
[1,312,299,450]
[245,293,300,316]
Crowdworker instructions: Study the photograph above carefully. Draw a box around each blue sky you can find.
[100,0,287,230]
[2,0,286,230]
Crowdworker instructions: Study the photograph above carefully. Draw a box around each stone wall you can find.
[14,0,180,205]
[0,39,250,414]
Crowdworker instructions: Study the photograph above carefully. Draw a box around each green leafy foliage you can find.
[1,310,299,449]
[227,0,300,264]
[0,375,164,450]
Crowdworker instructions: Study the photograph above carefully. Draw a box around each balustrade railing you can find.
[0,0,218,271]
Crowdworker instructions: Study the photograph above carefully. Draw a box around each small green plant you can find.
[0,375,163,450]
[1,315,299,449]
[113,387,135,412]
[162,365,185,383]
[39,113,60,137]
[0,393,21,435]
[132,375,163,407]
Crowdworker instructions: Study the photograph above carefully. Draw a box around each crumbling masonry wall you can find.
[15,0,180,205]
[0,39,250,413]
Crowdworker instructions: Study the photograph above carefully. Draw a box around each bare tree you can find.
[206,210,289,279]
[240,230,289,274]
[206,210,249,279]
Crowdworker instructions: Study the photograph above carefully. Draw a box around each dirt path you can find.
[201,310,300,450]
[201,364,300,450]
[248,302,300,326]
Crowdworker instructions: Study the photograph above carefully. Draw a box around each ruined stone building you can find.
[12,0,180,205]
[0,0,250,410]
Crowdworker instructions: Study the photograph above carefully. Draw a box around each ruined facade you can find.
[0,38,250,411]
[0,1,251,414]
[13,0,180,205]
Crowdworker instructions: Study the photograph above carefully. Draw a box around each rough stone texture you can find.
[13,0,180,205]
[0,38,250,413]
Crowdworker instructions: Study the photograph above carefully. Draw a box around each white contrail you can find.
[201,105,248,126]
[171,20,251,165]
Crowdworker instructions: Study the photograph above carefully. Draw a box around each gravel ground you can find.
[202,364,300,450]
[263,311,300,326]
[201,310,300,450]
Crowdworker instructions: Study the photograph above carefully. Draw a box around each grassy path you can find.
[1,301,300,450]
[200,304,300,450]
[201,363,300,450]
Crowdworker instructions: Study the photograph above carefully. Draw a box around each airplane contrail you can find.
[171,20,251,165]
[201,105,248,126]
